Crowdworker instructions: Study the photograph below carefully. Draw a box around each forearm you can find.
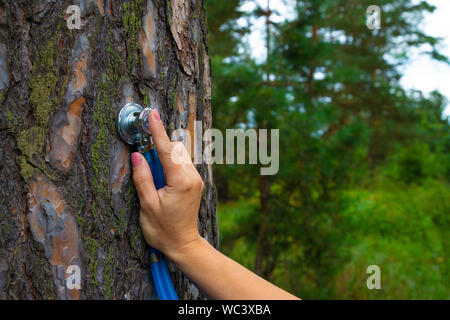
[167,237,299,300]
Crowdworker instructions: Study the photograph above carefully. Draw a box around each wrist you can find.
[167,235,209,265]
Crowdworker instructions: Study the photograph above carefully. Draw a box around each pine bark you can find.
[0,0,217,300]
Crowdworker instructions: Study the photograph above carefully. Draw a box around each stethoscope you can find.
[118,102,178,300]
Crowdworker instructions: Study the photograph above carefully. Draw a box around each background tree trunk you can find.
[0,0,217,300]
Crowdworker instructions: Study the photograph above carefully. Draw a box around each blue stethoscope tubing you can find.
[142,149,179,300]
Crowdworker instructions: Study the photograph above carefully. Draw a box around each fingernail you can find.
[131,152,142,167]
[152,109,161,122]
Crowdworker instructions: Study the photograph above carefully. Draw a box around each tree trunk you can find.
[0,0,217,300]
[254,174,270,277]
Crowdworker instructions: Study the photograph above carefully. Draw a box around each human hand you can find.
[131,109,204,258]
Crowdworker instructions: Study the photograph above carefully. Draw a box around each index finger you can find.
[148,109,180,183]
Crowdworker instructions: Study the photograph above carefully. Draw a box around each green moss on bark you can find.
[87,238,100,287]
[17,127,45,159]
[88,20,131,297]
[18,156,36,181]
[122,0,144,74]
[103,244,115,299]
[167,0,172,26]
[17,36,61,181]
[16,127,46,180]
[29,40,58,128]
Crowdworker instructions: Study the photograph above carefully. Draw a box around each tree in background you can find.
[208,0,450,298]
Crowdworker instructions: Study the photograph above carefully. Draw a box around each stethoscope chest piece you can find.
[117,102,144,146]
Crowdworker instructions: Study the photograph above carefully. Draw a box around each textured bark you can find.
[0,0,217,300]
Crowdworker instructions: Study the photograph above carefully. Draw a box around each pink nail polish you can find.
[131,152,141,167]
[152,109,161,122]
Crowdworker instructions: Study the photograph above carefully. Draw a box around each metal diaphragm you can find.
[117,102,144,145]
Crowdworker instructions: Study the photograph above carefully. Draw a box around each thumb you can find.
[131,152,159,207]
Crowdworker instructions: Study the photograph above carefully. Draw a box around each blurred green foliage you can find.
[206,0,450,299]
